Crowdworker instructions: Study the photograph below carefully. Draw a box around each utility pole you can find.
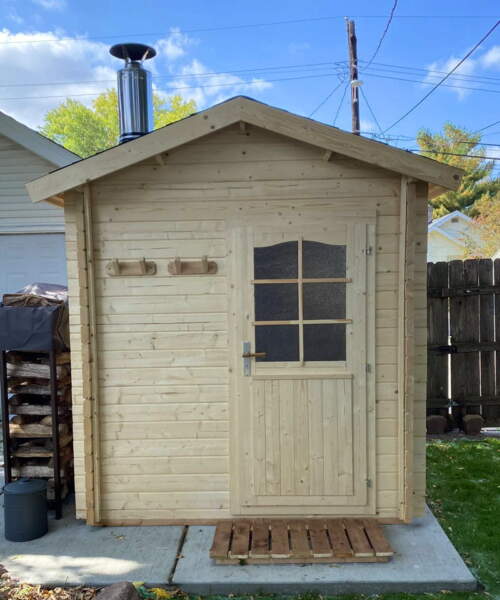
[346,18,360,135]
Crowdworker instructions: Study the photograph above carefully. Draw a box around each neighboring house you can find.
[0,111,79,298]
[427,210,482,262]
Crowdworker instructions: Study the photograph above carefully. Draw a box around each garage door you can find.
[0,233,67,299]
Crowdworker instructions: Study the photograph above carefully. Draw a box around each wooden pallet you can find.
[210,519,394,564]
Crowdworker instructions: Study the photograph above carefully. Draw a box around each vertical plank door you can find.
[229,219,375,515]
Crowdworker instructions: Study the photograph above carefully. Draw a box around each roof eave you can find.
[27,96,464,205]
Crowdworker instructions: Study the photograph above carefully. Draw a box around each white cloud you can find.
[167,58,272,107]
[0,28,272,131]
[32,0,67,10]
[424,54,477,100]
[481,45,500,69]
[156,28,192,61]
[0,29,115,128]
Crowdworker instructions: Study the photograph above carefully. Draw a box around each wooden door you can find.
[229,219,375,515]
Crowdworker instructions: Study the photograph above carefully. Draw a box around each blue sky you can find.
[0,0,499,160]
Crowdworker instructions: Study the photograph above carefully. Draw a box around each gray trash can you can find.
[4,479,48,541]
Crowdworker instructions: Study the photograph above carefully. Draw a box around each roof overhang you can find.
[0,110,79,167]
[27,96,463,205]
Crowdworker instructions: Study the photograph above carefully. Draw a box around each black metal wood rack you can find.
[1,350,65,519]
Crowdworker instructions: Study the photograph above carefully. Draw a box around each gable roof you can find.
[428,209,474,232]
[428,210,478,248]
[27,96,463,204]
[0,110,79,167]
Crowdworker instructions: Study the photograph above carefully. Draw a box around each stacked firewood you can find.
[7,351,73,501]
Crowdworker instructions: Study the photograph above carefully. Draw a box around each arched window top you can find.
[254,241,298,279]
[303,241,346,278]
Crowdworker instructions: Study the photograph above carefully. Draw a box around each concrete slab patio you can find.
[173,507,477,595]
[0,505,183,586]
[0,502,476,593]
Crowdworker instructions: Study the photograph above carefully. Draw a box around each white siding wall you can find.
[0,134,63,232]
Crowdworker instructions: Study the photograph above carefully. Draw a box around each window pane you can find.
[304,324,346,361]
[254,241,298,279]
[303,241,346,278]
[255,284,298,321]
[255,325,299,362]
[303,283,346,320]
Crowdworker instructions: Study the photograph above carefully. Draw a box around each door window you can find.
[253,239,349,362]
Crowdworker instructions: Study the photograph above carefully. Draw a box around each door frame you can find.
[227,211,377,516]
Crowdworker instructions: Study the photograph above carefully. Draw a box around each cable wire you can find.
[363,0,398,71]
[308,75,347,117]
[359,86,385,138]
[0,71,341,103]
[0,61,343,89]
[361,60,500,85]
[381,19,500,133]
[409,150,500,160]
[363,71,500,94]
[333,83,350,125]
[0,15,498,45]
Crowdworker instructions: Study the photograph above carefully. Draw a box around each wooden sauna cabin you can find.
[27,97,463,526]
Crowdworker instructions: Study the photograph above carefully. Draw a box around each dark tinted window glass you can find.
[255,325,299,361]
[303,283,346,320]
[304,324,346,361]
[255,284,298,321]
[254,241,298,279]
[303,241,346,278]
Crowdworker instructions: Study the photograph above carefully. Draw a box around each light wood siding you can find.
[66,123,425,522]
[0,134,63,231]
[412,182,428,517]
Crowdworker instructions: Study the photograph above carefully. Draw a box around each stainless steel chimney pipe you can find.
[109,43,156,144]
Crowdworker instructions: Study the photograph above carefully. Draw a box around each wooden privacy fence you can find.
[427,258,500,427]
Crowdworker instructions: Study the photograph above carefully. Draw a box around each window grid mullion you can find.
[298,237,304,364]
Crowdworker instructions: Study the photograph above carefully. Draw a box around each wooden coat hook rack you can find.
[168,256,217,276]
[106,257,157,277]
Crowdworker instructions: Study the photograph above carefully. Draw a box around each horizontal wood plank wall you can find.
[74,124,406,522]
[0,134,63,231]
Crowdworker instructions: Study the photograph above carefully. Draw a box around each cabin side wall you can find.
[68,124,425,523]
[0,133,63,232]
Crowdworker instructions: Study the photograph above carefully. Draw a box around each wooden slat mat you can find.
[210,518,394,564]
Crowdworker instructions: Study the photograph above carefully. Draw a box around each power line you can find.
[0,15,498,45]
[333,83,350,125]
[0,61,343,89]
[364,71,500,94]
[363,0,399,71]
[2,56,500,91]
[361,60,500,85]
[476,119,500,133]
[359,86,385,138]
[409,150,500,160]
[0,71,341,102]
[308,77,347,117]
[381,19,500,133]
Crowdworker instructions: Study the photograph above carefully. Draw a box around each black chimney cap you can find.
[110,43,156,62]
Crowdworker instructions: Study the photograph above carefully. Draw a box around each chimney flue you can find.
[110,43,156,144]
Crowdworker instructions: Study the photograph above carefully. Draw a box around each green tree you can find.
[40,89,196,158]
[417,122,500,218]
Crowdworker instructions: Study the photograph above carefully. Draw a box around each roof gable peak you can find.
[27,96,463,204]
